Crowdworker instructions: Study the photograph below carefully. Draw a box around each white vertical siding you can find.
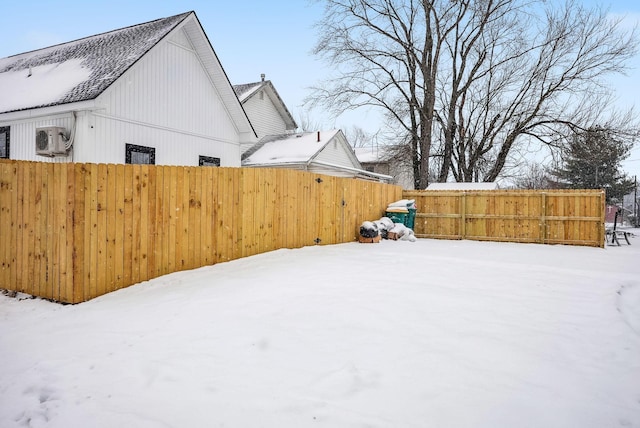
[77,112,240,166]
[4,113,78,163]
[314,136,361,169]
[243,91,288,138]
[85,28,242,166]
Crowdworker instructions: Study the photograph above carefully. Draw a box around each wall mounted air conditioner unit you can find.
[35,127,69,157]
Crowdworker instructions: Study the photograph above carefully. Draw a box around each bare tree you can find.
[307,0,639,188]
[343,125,376,148]
[296,110,326,132]
[512,162,556,189]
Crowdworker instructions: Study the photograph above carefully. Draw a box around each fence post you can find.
[540,192,547,244]
[599,190,606,248]
[460,192,466,239]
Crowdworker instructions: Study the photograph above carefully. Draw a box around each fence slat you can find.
[52,164,66,301]
[114,164,125,289]
[87,163,98,299]
[139,165,150,280]
[122,163,134,291]
[63,164,74,300]
[201,167,213,265]
[105,164,117,293]
[36,163,47,298]
[72,164,86,303]
[96,163,108,298]
[15,163,25,293]
[0,162,11,289]
[165,166,176,274]
[131,164,142,284]
[149,166,159,278]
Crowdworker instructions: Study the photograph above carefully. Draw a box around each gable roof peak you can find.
[232,77,297,131]
[0,11,193,114]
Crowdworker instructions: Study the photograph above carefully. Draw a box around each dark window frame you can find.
[199,155,221,167]
[125,143,155,165]
[0,126,9,159]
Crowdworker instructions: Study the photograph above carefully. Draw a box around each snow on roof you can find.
[0,59,91,113]
[426,182,499,190]
[233,82,262,102]
[243,130,340,165]
[354,147,386,164]
[0,12,191,114]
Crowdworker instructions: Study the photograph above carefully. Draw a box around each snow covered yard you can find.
[1,234,639,428]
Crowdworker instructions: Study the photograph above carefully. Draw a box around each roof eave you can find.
[243,161,308,168]
[309,160,393,182]
[242,158,393,183]
[0,99,96,123]
[236,82,263,102]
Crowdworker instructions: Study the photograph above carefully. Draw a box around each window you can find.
[126,144,155,165]
[0,126,9,159]
[199,156,220,167]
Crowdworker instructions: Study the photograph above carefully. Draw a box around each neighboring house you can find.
[354,145,414,189]
[355,147,391,176]
[605,204,624,224]
[0,11,256,166]
[242,129,392,182]
[233,75,297,152]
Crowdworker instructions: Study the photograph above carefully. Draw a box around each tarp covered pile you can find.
[359,198,417,243]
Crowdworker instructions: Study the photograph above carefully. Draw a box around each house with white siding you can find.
[354,146,414,189]
[0,11,256,166]
[233,75,297,152]
[233,77,391,181]
[242,129,392,182]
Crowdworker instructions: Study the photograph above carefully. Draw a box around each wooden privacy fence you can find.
[403,189,605,247]
[0,160,402,303]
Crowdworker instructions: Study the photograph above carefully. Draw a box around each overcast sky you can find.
[1,0,639,178]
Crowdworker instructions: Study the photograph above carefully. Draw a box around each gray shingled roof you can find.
[0,12,191,114]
